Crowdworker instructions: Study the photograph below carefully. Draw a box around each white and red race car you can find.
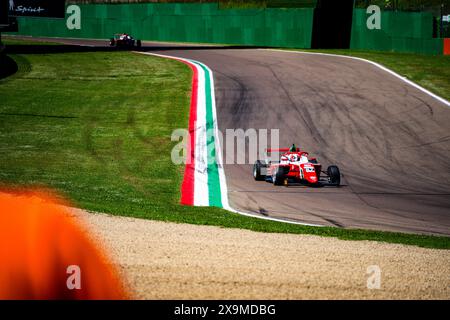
[253,145,341,187]
[109,33,142,48]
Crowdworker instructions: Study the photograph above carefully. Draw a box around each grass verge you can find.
[0,39,449,249]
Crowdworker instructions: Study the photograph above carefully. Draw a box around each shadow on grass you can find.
[0,54,18,79]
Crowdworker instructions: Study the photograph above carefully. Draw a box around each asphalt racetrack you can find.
[10,38,450,236]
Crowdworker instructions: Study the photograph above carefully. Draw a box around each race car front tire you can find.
[327,165,341,186]
[253,160,265,181]
[273,167,284,186]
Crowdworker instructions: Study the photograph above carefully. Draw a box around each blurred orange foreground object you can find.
[0,191,128,300]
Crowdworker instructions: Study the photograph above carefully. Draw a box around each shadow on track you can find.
[4,44,266,55]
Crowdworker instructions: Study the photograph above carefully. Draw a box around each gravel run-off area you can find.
[77,210,450,300]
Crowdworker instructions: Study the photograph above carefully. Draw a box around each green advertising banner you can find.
[351,8,443,55]
[11,3,314,48]
[7,3,444,54]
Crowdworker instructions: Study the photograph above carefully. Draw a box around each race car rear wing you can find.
[266,148,300,153]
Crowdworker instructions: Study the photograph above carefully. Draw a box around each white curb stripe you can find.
[194,61,231,209]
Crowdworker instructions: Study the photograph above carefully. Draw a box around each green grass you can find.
[0,38,59,46]
[288,49,450,102]
[1,39,449,250]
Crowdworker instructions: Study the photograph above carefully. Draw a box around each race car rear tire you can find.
[327,165,341,186]
[253,160,265,181]
[273,167,284,186]
[136,40,142,48]
[109,39,115,46]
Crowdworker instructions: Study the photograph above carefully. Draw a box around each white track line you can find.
[264,49,450,108]
[138,51,325,228]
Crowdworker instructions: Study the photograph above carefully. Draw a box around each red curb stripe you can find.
[177,59,198,206]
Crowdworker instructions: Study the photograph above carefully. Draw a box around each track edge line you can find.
[264,49,450,108]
